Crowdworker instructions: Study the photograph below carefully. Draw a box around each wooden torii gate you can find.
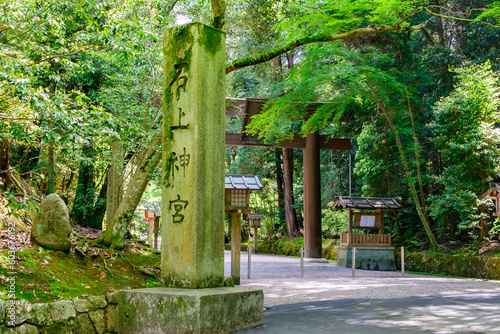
[225,98,351,259]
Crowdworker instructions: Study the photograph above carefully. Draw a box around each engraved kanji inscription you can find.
[169,62,190,130]
[171,107,189,130]
[166,152,179,184]
[165,147,191,186]
[169,62,188,87]
[179,147,191,176]
[169,194,189,224]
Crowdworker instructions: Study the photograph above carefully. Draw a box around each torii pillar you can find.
[304,131,322,259]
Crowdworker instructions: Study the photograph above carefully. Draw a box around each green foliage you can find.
[71,158,106,229]
[321,207,348,237]
[2,0,500,249]
[1,0,177,225]
[247,176,283,237]
[1,0,118,146]
[478,2,500,21]
[355,121,392,196]
[489,218,500,238]
[428,62,500,233]
[245,45,408,141]
[278,0,420,44]
[4,192,38,219]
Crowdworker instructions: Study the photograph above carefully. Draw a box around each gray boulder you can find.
[31,194,72,251]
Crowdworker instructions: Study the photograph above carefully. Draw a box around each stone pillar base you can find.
[337,246,396,271]
[117,287,263,334]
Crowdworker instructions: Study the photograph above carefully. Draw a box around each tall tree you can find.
[272,53,299,236]
[274,149,286,227]
[99,136,162,249]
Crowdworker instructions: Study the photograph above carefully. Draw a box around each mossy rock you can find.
[31,194,72,251]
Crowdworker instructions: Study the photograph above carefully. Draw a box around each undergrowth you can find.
[0,240,162,303]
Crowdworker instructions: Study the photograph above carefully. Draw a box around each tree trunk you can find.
[0,137,27,200]
[72,145,96,227]
[106,142,124,225]
[0,137,9,189]
[283,147,298,236]
[272,54,285,231]
[432,0,445,45]
[282,52,299,237]
[373,97,439,250]
[274,148,285,227]
[99,136,162,250]
[480,207,488,240]
[89,176,108,230]
[407,90,433,229]
[47,144,54,195]
[226,23,425,74]
[210,0,226,30]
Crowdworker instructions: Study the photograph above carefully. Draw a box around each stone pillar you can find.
[231,213,241,285]
[304,131,322,258]
[106,142,123,224]
[161,23,226,288]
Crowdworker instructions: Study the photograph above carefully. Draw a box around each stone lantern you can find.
[248,214,265,254]
[225,175,263,284]
[225,175,262,211]
[248,214,264,227]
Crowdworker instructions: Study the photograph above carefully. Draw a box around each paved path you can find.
[224,251,500,333]
[238,293,500,334]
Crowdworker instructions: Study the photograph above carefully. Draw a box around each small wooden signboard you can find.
[353,212,382,229]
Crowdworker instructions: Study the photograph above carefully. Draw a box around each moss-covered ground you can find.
[0,240,162,303]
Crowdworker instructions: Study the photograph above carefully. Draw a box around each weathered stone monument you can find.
[31,193,72,251]
[117,23,263,333]
[160,22,226,288]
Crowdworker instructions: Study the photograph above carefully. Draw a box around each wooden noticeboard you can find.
[353,212,382,229]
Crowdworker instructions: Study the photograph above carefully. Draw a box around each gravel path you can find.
[224,251,500,308]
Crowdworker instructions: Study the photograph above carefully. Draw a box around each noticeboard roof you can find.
[247,214,265,220]
[483,183,500,199]
[225,175,263,190]
[332,196,403,210]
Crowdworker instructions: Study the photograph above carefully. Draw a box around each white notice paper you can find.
[360,215,376,227]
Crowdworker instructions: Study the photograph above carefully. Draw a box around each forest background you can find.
[2,0,500,252]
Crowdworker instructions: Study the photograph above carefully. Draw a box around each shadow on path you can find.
[238,293,500,334]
